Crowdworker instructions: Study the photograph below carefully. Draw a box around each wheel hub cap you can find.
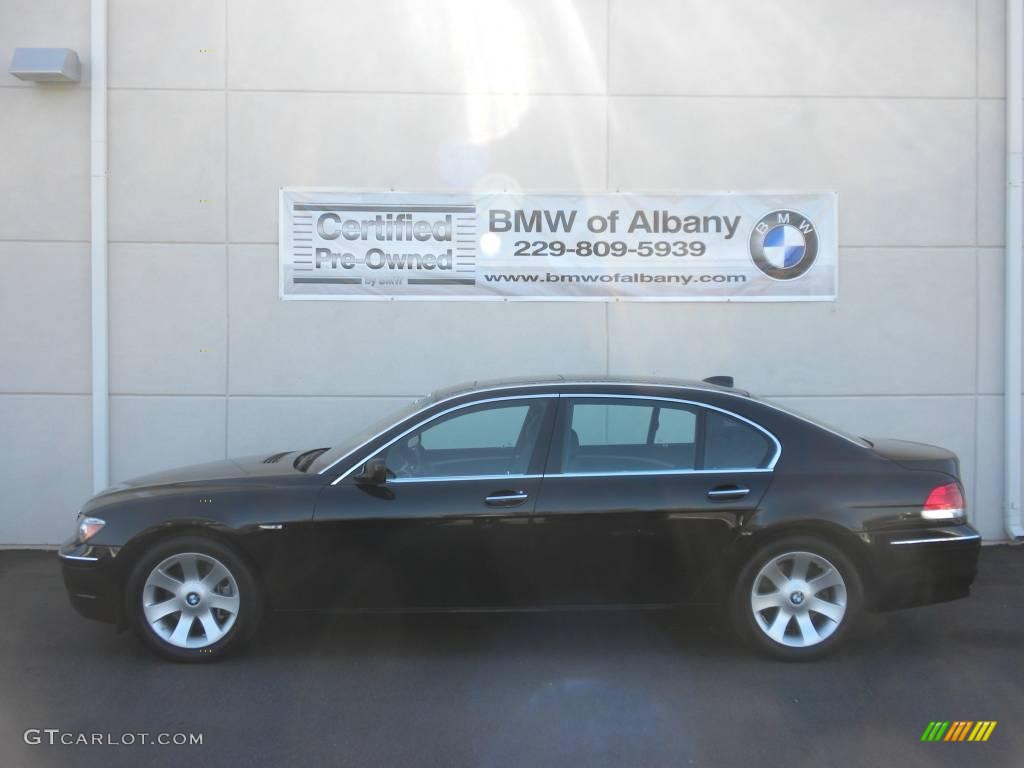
[749,550,848,648]
[142,552,241,650]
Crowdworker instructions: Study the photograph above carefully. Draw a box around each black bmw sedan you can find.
[60,376,980,662]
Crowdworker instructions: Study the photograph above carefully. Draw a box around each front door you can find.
[304,396,556,611]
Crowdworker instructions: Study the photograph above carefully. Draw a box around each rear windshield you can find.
[755,397,872,447]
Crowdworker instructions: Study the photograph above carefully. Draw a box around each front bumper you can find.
[58,539,122,626]
[865,523,981,611]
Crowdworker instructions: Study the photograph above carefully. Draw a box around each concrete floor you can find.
[0,546,1021,768]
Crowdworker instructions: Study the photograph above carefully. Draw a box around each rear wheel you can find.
[126,535,262,662]
[731,536,862,660]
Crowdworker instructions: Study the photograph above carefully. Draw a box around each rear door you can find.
[531,395,777,606]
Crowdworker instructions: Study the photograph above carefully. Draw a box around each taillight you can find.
[921,482,965,521]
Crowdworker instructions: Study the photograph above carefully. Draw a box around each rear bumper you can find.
[865,524,981,611]
[58,539,122,626]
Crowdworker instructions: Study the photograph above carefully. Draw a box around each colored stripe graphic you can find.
[921,721,996,742]
[968,722,997,742]
[945,721,972,741]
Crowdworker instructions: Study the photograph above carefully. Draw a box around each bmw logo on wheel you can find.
[749,210,819,280]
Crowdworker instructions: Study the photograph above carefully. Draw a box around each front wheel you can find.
[731,536,863,661]
[126,535,262,662]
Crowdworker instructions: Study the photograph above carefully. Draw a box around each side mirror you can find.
[357,458,389,485]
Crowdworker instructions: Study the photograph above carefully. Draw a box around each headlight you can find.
[77,515,106,542]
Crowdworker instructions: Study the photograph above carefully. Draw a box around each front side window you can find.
[381,399,550,480]
[562,400,698,473]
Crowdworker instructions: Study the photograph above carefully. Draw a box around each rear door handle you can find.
[485,491,529,507]
[707,485,750,501]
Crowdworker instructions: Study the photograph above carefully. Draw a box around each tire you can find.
[125,534,263,662]
[731,536,863,661]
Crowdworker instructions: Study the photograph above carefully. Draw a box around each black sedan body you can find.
[59,377,980,660]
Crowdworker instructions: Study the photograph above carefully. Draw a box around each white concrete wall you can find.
[0,0,1016,543]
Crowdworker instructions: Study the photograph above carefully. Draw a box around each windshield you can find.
[308,396,432,474]
[756,397,871,447]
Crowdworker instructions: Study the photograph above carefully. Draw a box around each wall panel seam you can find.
[224,0,231,460]
[973,0,983,515]
[100,86,983,100]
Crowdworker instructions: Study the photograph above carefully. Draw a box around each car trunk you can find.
[867,438,961,479]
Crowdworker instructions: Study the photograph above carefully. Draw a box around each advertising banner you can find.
[279,189,837,301]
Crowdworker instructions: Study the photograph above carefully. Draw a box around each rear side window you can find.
[570,402,653,447]
[704,410,773,469]
[563,400,698,473]
[553,398,775,475]
[654,407,697,444]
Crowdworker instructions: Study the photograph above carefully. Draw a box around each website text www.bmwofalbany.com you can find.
[484,272,747,286]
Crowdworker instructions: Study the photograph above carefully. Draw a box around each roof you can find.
[428,375,748,401]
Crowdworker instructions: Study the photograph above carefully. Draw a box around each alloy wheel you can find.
[749,550,847,648]
[142,552,241,649]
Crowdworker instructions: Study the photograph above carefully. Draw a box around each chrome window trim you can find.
[317,380,745,476]
[389,473,543,484]
[391,468,773,483]
[328,390,782,485]
[553,393,781,473]
[889,533,981,546]
[330,394,556,485]
[552,468,774,479]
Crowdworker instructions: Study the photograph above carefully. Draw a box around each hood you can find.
[98,451,309,493]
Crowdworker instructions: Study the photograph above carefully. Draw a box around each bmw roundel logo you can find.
[749,210,819,280]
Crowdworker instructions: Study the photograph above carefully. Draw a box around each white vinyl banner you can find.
[279,189,837,301]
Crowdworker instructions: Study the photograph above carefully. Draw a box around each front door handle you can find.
[485,491,529,507]
[707,485,750,501]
